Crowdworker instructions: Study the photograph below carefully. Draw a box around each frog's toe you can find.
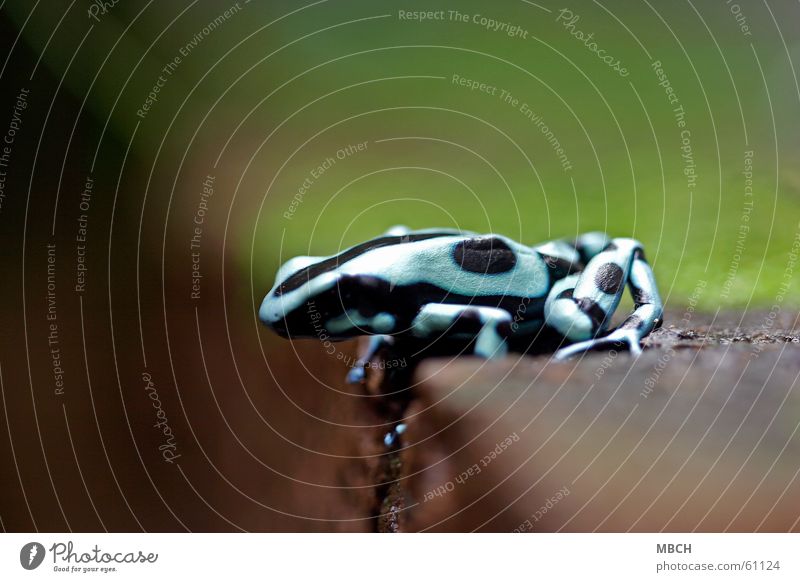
[554,329,643,360]
[553,338,600,360]
[604,328,644,356]
[346,365,366,384]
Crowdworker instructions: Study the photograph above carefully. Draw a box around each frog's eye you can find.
[274,255,322,284]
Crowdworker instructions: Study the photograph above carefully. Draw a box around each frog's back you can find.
[339,232,552,309]
[263,229,581,340]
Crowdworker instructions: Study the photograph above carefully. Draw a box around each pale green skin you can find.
[260,226,663,384]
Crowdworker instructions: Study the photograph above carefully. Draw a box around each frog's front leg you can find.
[545,238,663,359]
[410,303,512,358]
[346,334,394,384]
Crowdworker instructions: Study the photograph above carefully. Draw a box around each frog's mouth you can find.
[260,293,330,339]
[269,318,289,338]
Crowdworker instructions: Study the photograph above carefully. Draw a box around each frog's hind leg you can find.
[570,231,612,263]
[534,231,610,273]
[534,231,611,266]
[410,303,512,358]
[545,238,663,359]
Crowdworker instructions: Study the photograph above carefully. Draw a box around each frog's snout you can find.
[258,294,287,335]
[259,270,341,339]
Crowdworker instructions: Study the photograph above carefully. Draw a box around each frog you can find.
[259,226,663,383]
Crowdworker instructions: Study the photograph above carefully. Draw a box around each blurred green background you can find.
[6,0,800,308]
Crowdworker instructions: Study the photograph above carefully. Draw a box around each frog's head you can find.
[259,255,365,339]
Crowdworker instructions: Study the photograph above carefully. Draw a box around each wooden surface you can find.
[396,341,800,531]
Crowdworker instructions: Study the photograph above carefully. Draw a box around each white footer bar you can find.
[1,533,796,580]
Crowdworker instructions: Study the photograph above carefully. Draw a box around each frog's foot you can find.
[553,328,643,361]
[346,334,394,384]
[383,423,407,448]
